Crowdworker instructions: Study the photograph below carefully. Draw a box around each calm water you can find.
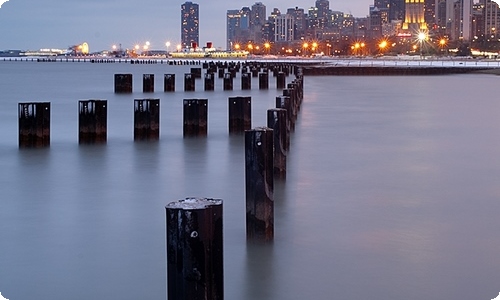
[0,61,499,300]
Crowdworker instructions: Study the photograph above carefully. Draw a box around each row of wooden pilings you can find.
[18,66,304,300]
[166,68,304,300]
[115,61,295,93]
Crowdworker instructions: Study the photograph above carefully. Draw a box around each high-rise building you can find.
[274,14,295,41]
[484,0,500,40]
[250,3,266,43]
[424,0,437,28]
[181,2,199,48]
[389,0,406,21]
[450,0,473,41]
[287,7,306,40]
[375,0,391,9]
[227,9,242,50]
[315,0,330,28]
[402,0,427,30]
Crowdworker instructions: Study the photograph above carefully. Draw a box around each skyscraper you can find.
[389,0,406,21]
[402,0,427,30]
[315,0,330,28]
[181,2,199,48]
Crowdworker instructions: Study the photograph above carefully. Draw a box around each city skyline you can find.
[0,0,372,52]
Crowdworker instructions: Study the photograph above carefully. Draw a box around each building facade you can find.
[181,2,199,48]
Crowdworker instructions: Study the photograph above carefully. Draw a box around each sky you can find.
[0,0,371,52]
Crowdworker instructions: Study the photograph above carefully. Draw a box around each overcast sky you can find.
[0,0,371,52]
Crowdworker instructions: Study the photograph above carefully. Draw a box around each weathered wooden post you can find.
[134,99,160,141]
[258,72,268,90]
[114,74,132,93]
[228,96,251,134]
[184,73,195,91]
[267,108,288,178]
[142,74,154,92]
[164,74,175,92]
[166,197,223,300]
[223,73,233,91]
[241,72,251,90]
[276,95,293,135]
[283,88,298,124]
[79,100,107,144]
[218,67,225,79]
[18,102,50,148]
[245,127,274,241]
[190,67,202,79]
[183,99,208,137]
[204,72,215,91]
[276,72,286,89]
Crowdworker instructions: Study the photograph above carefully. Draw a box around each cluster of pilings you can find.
[114,62,296,93]
[164,68,304,300]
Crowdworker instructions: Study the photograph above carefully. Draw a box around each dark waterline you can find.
[0,61,499,300]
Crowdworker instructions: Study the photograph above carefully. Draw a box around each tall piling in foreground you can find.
[183,99,208,137]
[241,73,251,90]
[114,74,132,93]
[228,96,251,134]
[204,72,215,91]
[142,74,154,92]
[166,197,223,300]
[267,108,288,178]
[245,127,274,242]
[18,102,50,148]
[223,73,233,91]
[276,72,286,89]
[184,73,195,91]
[164,74,175,92]
[134,99,160,141]
[79,100,107,144]
[259,73,269,90]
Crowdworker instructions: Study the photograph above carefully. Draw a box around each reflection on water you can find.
[0,62,500,300]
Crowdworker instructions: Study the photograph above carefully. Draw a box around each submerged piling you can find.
[245,127,274,241]
[114,74,132,93]
[79,100,107,144]
[228,96,251,134]
[18,102,50,148]
[267,108,287,178]
[164,74,175,92]
[134,99,160,141]
[143,74,154,92]
[183,99,208,137]
[166,197,223,300]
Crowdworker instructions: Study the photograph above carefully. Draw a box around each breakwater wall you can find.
[301,65,500,76]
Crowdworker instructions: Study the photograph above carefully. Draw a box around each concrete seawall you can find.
[301,65,500,76]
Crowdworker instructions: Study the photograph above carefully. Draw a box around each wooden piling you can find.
[183,99,208,137]
[258,73,269,90]
[204,72,215,91]
[166,197,223,300]
[143,74,154,93]
[184,73,195,91]
[18,102,50,148]
[276,95,293,134]
[190,67,202,79]
[114,74,132,93]
[241,73,251,90]
[245,127,274,242]
[228,96,251,134]
[276,72,286,89]
[164,74,175,92]
[223,73,233,91]
[134,99,160,141]
[267,108,287,178]
[79,100,107,144]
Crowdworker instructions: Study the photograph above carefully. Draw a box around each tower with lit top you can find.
[402,0,427,30]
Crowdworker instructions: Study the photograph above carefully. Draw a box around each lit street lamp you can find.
[165,41,171,54]
[417,32,427,57]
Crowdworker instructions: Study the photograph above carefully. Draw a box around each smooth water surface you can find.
[0,61,499,300]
